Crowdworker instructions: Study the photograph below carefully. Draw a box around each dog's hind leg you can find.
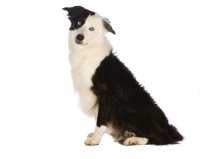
[84,125,107,146]
[123,136,148,146]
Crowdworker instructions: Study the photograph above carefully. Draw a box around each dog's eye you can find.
[77,22,82,25]
[89,27,95,31]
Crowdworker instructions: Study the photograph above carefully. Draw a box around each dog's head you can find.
[63,6,115,45]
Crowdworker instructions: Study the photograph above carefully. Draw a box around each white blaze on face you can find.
[74,14,105,45]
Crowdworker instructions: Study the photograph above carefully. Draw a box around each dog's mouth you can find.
[75,39,82,44]
[75,39,87,45]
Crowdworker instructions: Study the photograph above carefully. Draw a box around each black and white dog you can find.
[63,6,183,146]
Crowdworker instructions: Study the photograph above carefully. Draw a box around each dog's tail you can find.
[166,124,184,144]
[146,124,184,145]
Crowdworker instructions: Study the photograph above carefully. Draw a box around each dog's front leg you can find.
[84,125,107,146]
[84,99,108,146]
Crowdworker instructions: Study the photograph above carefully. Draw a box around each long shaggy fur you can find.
[91,53,183,144]
[63,6,183,145]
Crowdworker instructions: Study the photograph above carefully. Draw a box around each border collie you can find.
[63,6,183,146]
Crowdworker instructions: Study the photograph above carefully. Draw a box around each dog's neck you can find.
[68,33,112,71]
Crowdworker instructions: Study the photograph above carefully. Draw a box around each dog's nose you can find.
[76,34,84,41]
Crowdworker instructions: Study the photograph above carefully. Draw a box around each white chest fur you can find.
[68,33,112,117]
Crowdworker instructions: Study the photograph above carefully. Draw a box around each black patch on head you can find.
[103,19,116,34]
[63,6,95,30]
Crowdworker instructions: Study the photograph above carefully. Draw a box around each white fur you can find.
[84,126,107,145]
[68,14,112,117]
[124,137,148,146]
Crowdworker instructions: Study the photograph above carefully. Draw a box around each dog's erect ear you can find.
[102,17,116,35]
[62,6,82,17]
[62,6,95,22]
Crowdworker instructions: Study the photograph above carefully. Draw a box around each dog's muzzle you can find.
[75,34,84,44]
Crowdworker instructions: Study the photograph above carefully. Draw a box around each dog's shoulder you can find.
[92,53,132,82]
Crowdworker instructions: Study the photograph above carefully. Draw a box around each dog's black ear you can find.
[62,6,95,21]
[62,6,82,17]
[102,18,116,35]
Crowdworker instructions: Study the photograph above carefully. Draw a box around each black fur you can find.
[63,6,95,30]
[103,19,116,34]
[91,52,183,145]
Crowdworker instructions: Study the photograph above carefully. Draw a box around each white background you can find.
[0,0,200,158]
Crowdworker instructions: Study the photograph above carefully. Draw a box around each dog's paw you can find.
[87,133,94,138]
[124,137,148,146]
[84,137,100,146]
